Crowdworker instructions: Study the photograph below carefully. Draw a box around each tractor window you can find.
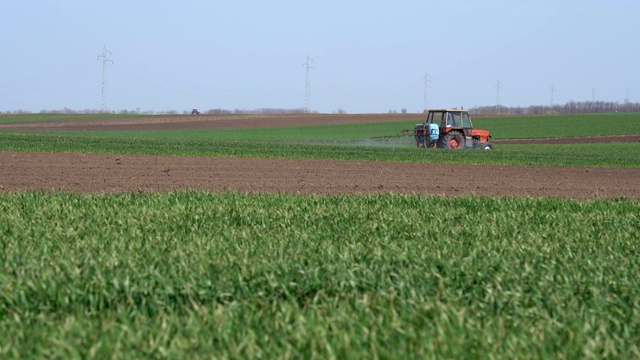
[428,111,444,125]
[462,113,472,128]
[450,112,462,127]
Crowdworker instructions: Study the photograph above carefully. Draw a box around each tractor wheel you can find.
[441,133,465,149]
[473,141,493,150]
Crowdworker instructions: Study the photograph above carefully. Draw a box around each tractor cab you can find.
[424,109,493,149]
[429,110,472,132]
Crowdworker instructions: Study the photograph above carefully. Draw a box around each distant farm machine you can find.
[414,109,493,149]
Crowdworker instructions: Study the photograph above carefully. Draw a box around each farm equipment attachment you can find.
[370,128,413,141]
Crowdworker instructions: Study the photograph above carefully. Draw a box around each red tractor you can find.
[415,109,493,149]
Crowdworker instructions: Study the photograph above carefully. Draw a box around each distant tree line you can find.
[202,108,311,115]
[3,101,640,115]
[0,107,313,115]
[471,101,640,115]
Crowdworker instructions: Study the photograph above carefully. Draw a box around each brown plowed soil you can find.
[0,113,418,132]
[1,152,639,199]
[1,114,639,199]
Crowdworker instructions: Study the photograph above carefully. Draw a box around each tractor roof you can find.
[429,109,469,113]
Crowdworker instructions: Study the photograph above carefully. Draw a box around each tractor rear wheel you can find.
[440,133,465,149]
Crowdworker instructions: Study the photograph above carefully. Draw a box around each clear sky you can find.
[1,0,637,114]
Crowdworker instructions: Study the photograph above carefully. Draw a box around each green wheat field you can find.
[1,113,639,358]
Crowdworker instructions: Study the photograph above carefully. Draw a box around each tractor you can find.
[414,109,493,149]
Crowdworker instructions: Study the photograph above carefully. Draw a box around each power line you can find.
[111,61,294,100]
[97,45,114,113]
[311,70,368,99]
[314,66,363,95]
[0,62,94,89]
[110,54,204,91]
[302,55,314,113]
[591,87,597,101]
[311,69,419,102]
[106,44,296,98]
[0,71,94,96]
[550,83,557,107]
[110,63,197,96]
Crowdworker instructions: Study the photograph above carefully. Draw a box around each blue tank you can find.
[428,123,440,141]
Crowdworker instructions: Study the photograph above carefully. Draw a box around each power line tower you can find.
[591,88,597,101]
[624,88,630,104]
[302,55,314,113]
[495,79,502,113]
[550,83,557,108]
[97,45,114,113]
[422,72,431,112]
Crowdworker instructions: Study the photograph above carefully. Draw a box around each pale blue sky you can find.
[1,0,637,113]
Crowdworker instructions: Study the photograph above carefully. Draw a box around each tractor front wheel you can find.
[440,133,465,149]
[473,141,494,150]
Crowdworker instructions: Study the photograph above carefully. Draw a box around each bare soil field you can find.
[1,152,639,199]
[1,114,639,198]
[0,113,418,132]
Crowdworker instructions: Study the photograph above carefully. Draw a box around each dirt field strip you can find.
[0,113,418,132]
[1,152,638,199]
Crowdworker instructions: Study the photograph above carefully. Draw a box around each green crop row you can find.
[1,132,640,168]
[475,112,640,139]
[22,120,420,142]
[0,192,638,358]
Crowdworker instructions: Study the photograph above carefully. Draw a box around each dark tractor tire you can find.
[441,132,465,149]
[473,141,494,150]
